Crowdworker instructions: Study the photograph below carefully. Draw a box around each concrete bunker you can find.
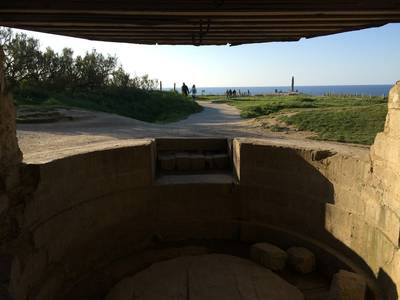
[3,113,400,299]
[0,1,400,299]
[1,65,400,300]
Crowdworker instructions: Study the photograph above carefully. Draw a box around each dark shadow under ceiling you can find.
[1,1,400,45]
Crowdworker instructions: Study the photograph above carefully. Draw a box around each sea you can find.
[194,84,393,97]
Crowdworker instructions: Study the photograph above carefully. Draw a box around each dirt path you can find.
[17,101,369,163]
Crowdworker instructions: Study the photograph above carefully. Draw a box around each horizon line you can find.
[163,83,395,88]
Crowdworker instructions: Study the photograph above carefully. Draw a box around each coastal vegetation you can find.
[201,95,387,145]
[0,27,201,123]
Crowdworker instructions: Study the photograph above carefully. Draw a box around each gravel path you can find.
[17,101,369,163]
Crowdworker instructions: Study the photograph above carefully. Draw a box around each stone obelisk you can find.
[291,76,295,92]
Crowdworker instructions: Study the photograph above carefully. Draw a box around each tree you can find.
[110,66,131,88]
[0,27,160,91]
[54,48,76,89]
[139,74,159,90]
[0,29,43,86]
[75,50,117,89]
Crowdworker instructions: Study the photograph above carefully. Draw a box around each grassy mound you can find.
[280,104,387,145]
[202,94,388,145]
[13,86,202,123]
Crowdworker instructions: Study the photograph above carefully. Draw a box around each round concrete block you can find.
[250,242,288,271]
[287,247,316,274]
[327,270,366,300]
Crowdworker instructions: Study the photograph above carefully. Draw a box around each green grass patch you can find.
[280,104,387,145]
[13,86,202,123]
[213,94,386,118]
[214,94,388,145]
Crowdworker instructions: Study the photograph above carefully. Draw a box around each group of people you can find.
[181,82,197,100]
[225,89,251,98]
[180,83,251,100]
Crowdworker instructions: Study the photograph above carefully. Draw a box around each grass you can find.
[205,94,388,145]
[280,105,387,145]
[13,86,203,123]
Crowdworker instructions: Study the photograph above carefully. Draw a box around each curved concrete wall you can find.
[5,82,400,300]
[10,130,399,299]
[11,140,242,299]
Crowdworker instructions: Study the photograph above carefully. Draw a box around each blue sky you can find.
[15,23,400,87]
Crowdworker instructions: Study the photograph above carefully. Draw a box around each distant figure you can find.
[233,89,237,97]
[181,82,189,96]
[247,89,251,96]
[191,84,197,100]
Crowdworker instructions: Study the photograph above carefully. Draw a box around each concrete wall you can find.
[10,133,398,299]
[10,142,239,299]
[369,81,400,299]
[0,47,22,295]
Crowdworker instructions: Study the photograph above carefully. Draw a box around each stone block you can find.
[158,153,176,171]
[190,153,206,171]
[175,152,191,171]
[327,270,366,300]
[212,153,229,169]
[287,247,316,274]
[250,242,288,271]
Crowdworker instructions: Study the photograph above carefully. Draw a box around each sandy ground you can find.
[17,101,369,163]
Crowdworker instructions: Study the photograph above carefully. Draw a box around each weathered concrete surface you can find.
[368,81,400,299]
[106,254,304,300]
[7,138,383,300]
[328,270,367,300]
[287,247,316,274]
[0,47,22,290]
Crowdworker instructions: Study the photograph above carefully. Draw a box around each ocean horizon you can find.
[176,84,393,97]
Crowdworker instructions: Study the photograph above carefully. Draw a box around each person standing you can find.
[181,82,189,96]
[191,84,197,100]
